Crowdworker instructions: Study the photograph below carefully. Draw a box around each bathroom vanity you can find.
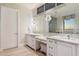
[25,33,41,50]
[25,33,79,56]
[25,33,57,53]
[47,35,79,56]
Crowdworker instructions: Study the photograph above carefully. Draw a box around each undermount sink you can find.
[50,35,76,40]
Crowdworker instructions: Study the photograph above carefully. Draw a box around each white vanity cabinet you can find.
[55,41,76,56]
[47,38,76,56]
[25,34,40,50]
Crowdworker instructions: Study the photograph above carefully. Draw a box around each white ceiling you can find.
[16,3,44,10]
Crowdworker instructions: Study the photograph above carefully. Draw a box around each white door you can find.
[1,6,18,49]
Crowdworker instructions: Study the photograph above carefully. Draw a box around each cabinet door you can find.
[76,45,79,56]
[56,41,76,56]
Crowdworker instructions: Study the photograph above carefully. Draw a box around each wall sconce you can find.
[46,15,52,22]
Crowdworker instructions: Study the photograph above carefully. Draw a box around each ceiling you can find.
[16,3,44,10]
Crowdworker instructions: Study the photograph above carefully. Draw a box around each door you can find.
[55,41,76,56]
[1,6,18,49]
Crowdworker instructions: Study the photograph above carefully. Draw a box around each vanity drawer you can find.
[48,39,55,43]
[47,39,55,48]
[47,46,55,53]
[47,39,55,45]
[49,46,54,49]
[48,53,54,56]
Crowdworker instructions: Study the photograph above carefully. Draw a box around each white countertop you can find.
[26,32,61,36]
[26,32,79,45]
[48,35,79,45]
[35,36,47,44]
[26,33,41,36]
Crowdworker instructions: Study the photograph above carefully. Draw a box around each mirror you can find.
[33,3,79,34]
[47,3,79,34]
[33,14,48,33]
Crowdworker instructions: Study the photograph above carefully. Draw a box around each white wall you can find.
[19,8,33,45]
[74,13,79,33]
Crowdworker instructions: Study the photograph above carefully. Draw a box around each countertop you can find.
[48,35,79,45]
[26,32,79,45]
[26,33,41,36]
[35,36,47,44]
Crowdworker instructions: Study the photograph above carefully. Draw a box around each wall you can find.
[74,12,79,33]
[20,8,33,45]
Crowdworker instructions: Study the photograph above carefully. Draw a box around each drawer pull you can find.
[49,53,53,56]
[49,46,53,49]
[49,40,53,42]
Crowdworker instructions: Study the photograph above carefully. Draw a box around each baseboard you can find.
[18,43,24,47]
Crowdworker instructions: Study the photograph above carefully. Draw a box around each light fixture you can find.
[46,14,52,22]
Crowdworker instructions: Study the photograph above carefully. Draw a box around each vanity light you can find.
[46,15,52,22]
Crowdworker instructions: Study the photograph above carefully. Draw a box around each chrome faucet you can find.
[67,34,70,39]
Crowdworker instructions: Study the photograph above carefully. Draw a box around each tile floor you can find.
[0,46,45,56]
